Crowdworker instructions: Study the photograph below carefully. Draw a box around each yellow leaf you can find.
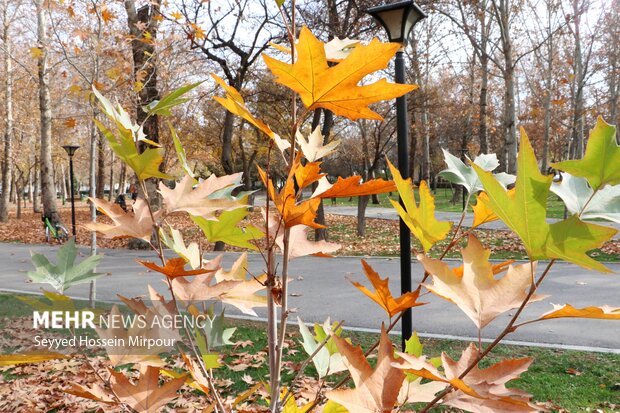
[472,191,499,227]
[264,26,416,121]
[134,81,144,92]
[29,47,43,59]
[170,11,183,20]
[0,352,69,366]
[387,159,451,252]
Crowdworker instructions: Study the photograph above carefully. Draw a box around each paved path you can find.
[1,242,619,352]
[323,206,620,237]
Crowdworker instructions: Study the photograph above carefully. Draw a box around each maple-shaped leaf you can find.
[109,365,185,413]
[350,260,425,319]
[420,235,545,329]
[552,117,619,190]
[265,211,341,258]
[169,123,198,181]
[187,306,236,349]
[118,285,178,321]
[298,317,347,378]
[212,73,291,154]
[294,162,326,189]
[473,129,617,272]
[551,173,620,224]
[27,237,103,293]
[144,82,202,117]
[264,26,416,121]
[311,176,396,199]
[326,326,406,413]
[538,303,620,320]
[160,226,202,269]
[138,257,214,279]
[387,159,451,252]
[85,198,160,241]
[296,126,340,162]
[439,150,515,194]
[472,191,499,227]
[441,344,539,413]
[258,163,323,228]
[159,174,245,219]
[192,207,264,250]
[65,383,118,404]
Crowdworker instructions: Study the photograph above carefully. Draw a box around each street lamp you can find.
[62,144,80,237]
[367,1,426,347]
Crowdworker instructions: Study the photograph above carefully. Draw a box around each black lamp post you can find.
[367,0,426,347]
[62,144,80,237]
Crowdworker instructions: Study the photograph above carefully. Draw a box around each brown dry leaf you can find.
[538,304,620,320]
[349,260,425,319]
[138,257,215,279]
[420,234,545,329]
[181,352,211,394]
[84,198,160,241]
[64,382,118,404]
[265,211,340,258]
[109,365,185,413]
[159,174,243,219]
[441,344,539,413]
[326,325,405,413]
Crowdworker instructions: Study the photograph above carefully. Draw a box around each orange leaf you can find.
[138,257,214,279]
[294,162,325,189]
[64,118,77,128]
[472,191,499,227]
[312,176,396,199]
[349,260,425,318]
[101,8,116,23]
[264,26,416,121]
[539,304,620,320]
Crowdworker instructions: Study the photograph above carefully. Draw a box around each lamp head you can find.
[62,145,80,157]
[366,0,426,46]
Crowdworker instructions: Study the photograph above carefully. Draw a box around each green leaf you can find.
[169,122,197,181]
[202,352,222,369]
[439,150,515,194]
[95,118,172,181]
[551,173,620,224]
[275,0,285,7]
[203,310,236,349]
[143,82,203,117]
[552,117,620,190]
[473,128,616,272]
[404,332,423,357]
[192,207,264,250]
[297,317,346,378]
[27,238,104,293]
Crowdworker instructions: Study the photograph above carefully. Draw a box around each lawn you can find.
[1,293,618,412]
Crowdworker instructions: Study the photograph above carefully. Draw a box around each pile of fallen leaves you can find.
[1,204,619,260]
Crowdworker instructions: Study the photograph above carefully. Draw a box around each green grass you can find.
[1,292,618,411]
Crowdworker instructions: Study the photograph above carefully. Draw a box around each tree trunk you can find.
[35,0,59,224]
[221,110,235,174]
[570,0,585,159]
[96,136,105,198]
[0,1,13,222]
[479,53,489,154]
[356,195,370,237]
[108,151,114,200]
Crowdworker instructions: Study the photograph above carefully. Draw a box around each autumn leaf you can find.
[264,26,416,121]
[312,175,396,199]
[552,117,620,190]
[472,191,499,227]
[63,118,77,128]
[387,159,451,252]
[138,257,214,279]
[420,235,544,329]
[192,208,264,250]
[326,326,405,413]
[258,164,323,228]
[397,334,447,404]
[473,128,617,272]
[297,317,346,378]
[441,344,539,412]
[538,304,620,321]
[101,8,116,23]
[349,260,425,319]
[439,150,515,194]
[160,226,202,269]
[109,365,185,413]
[159,174,245,219]
[551,172,620,223]
[272,219,341,258]
[270,37,359,62]
[0,352,69,367]
[170,11,183,20]
[29,47,43,59]
[84,197,160,241]
[212,73,291,154]
[65,383,118,404]
[295,126,340,162]
[169,123,198,181]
